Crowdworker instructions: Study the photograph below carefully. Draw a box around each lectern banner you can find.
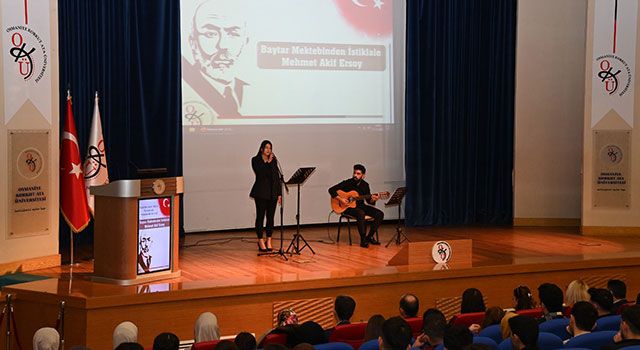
[137,197,172,274]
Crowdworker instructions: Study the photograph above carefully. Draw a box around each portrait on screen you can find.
[182,0,250,123]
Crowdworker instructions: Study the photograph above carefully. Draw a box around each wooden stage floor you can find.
[32,224,640,282]
[4,224,640,350]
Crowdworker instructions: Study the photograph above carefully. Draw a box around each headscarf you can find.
[277,309,298,327]
[33,327,60,350]
[195,312,221,343]
[113,321,138,349]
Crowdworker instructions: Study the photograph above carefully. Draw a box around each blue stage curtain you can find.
[58,0,183,257]
[405,0,516,226]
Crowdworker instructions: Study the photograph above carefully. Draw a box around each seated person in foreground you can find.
[608,279,628,314]
[328,164,383,248]
[564,301,598,343]
[379,317,413,350]
[508,316,539,350]
[603,305,640,350]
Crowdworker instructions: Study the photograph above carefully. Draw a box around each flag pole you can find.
[69,230,74,267]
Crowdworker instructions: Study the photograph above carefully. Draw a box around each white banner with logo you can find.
[1,0,52,124]
[591,0,637,128]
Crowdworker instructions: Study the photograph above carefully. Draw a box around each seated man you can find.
[603,305,640,350]
[412,309,447,350]
[329,164,384,248]
[334,295,356,326]
[508,316,539,350]
[565,301,598,343]
[399,293,420,318]
[443,324,473,350]
[537,283,565,323]
[378,317,413,350]
[608,279,629,314]
[589,288,616,318]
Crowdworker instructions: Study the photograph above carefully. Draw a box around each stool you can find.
[336,213,379,245]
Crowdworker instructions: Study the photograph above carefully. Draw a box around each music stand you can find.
[285,167,316,255]
[385,187,408,247]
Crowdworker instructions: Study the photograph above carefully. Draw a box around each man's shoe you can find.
[359,240,369,248]
[368,236,381,245]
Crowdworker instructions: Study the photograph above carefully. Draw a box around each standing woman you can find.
[250,140,282,252]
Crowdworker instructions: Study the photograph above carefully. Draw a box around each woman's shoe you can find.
[258,240,268,252]
[266,238,274,251]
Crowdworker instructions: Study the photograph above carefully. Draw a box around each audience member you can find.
[278,309,299,326]
[589,288,615,318]
[508,316,539,350]
[334,295,356,326]
[33,327,60,350]
[603,305,640,350]
[565,301,597,343]
[364,314,386,342]
[257,309,299,347]
[481,306,506,329]
[153,332,180,350]
[288,321,327,347]
[399,293,420,318]
[113,321,138,349]
[500,311,518,339]
[513,286,536,310]
[194,312,221,343]
[379,316,413,350]
[115,343,144,350]
[537,283,565,322]
[235,332,257,350]
[217,340,239,350]
[413,309,446,350]
[565,280,590,306]
[461,288,486,314]
[608,279,628,313]
[443,324,473,350]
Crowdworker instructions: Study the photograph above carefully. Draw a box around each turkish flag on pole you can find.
[61,91,90,233]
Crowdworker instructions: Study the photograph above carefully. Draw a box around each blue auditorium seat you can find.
[563,331,616,350]
[479,324,502,344]
[498,332,563,350]
[539,318,571,340]
[359,339,379,350]
[594,315,622,332]
[473,336,498,350]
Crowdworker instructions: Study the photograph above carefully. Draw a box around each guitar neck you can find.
[353,192,382,200]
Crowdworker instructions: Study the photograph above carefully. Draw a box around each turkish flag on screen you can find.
[334,0,393,37]
[61,92,90,233]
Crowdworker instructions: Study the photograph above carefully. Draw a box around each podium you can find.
[90,177,183,285]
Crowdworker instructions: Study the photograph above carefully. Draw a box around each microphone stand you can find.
[258,156,288,261]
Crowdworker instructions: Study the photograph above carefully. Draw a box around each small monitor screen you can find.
[137,197,172,275]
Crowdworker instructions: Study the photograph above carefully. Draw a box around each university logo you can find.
[6,26,48,83]
[595,54,631,97]
[83,140,107,179]
[17,147,44,180]
[431,241,452,264]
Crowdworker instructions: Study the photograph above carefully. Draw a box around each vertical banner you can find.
[591,0,637,128]
[1,0,52,124]
[8,130,50,237]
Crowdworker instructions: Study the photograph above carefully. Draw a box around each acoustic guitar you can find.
[331,190,390,214]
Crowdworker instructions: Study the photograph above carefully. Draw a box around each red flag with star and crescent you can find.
[334,0,393,37]
[61,92,90,233]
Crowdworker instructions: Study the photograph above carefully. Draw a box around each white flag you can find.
[84,92,109,214]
